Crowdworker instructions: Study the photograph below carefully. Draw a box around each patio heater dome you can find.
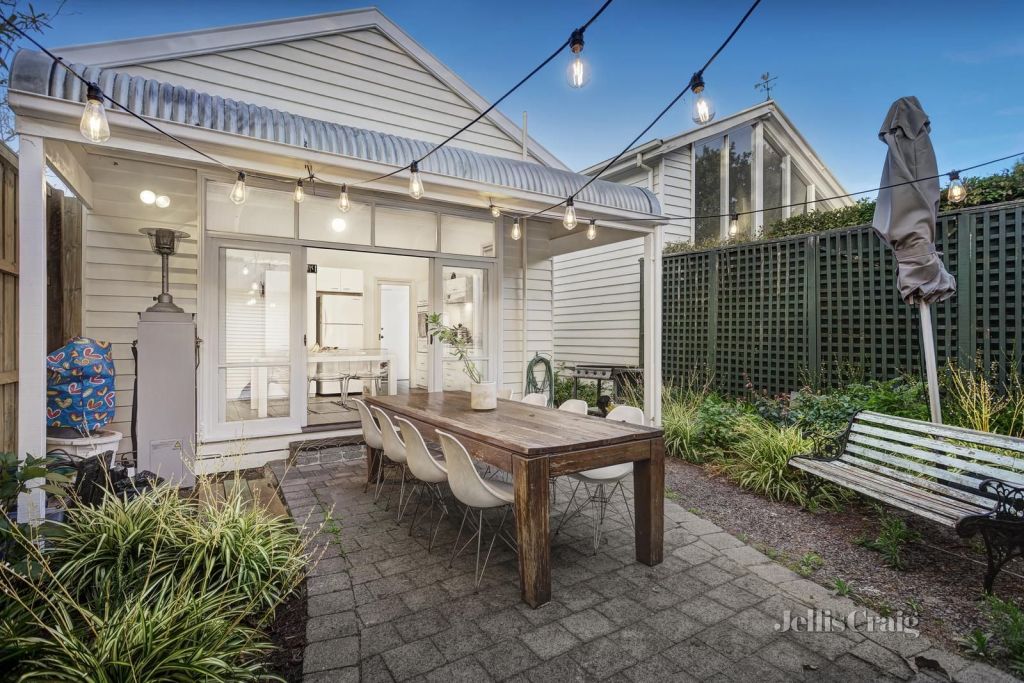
[139,227,189,313]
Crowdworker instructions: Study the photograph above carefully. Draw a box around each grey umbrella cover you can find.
[872,96,956,305]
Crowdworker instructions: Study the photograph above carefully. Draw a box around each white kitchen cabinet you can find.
[316,266,363,293]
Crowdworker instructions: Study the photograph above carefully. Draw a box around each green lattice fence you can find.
[662,200,1024,395]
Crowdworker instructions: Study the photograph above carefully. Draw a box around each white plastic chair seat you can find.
[482,477,514,504]
[573,462,632,483]
[521,392,549,407]
[437,429,515,508]
[353,398,383,450]
[558,399,589,415]
[396,416,448,485]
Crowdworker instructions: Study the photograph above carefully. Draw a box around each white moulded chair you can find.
[437,429,516,588]
[369,405,413,519]
[353,398,385,496]
[395,416,450,552]
[558,399,589,415]
[555,405,644,554]
[521,392,549,407]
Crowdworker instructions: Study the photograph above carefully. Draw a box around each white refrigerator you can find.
[316,293,363,394]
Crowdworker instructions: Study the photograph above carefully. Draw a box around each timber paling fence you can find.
[662,200,1024,396]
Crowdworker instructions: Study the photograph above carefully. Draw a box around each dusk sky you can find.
[15,0,1024,196]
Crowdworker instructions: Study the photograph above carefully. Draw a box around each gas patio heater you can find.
[135,227,197,486]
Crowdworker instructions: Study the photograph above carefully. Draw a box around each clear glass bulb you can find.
[139,190,156,205]
[250,282,259,291]
[338,185,351,212]
[568,54,588,89]
[729,215,739,236]
[246,297,256,306]
[490,204,501,218]
[511,219,522,241]
[242,265,249,276]
[586,220,597,241]
[692,92,715,125]
[331,217,347,233]
[294,180,305,203]
[229,173,247,205]
[80,85,110,143]
[409,163,424,199]
[947,177,967,203]
[563,198,577,230]
[155,195,170,208]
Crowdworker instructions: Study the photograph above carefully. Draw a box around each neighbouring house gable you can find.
[52,11,562,166]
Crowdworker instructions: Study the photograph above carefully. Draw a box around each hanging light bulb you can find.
[250,281,259,291]
[947,171,967,204]
[338,184,351,213]
[331,217,347,233]
[729,214,739,237]
[563,197,577,230]
[409,161,424,199]
[689,72,715,125]
[242,265,249,276]
[294,178,305,203]
[511,218,522,241]
[139,190,156,205]
[490,203,501,218]
[79,83,110,143]
[155,195,170,208]
[567,29,588,89]
[587,219,597,241]
[229,172,247,205]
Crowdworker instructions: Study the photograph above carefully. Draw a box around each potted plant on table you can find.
[427,313,496,410]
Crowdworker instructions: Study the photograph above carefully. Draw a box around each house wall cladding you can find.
[662,200,1024,395]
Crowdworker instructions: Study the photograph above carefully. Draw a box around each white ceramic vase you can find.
[470,381,497,410]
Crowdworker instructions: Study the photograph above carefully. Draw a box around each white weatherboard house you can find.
[554,101,849,368]
[10,9,665,503]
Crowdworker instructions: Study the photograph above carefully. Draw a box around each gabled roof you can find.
[9,49,660,216]
[581,101,848,201]
[49,7,568,171]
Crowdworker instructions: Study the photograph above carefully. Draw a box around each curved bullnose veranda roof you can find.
[11,49,660,216]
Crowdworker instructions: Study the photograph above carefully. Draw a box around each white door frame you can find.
[200,236,305,440]
[430,257,498,390]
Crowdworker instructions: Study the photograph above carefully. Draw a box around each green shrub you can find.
[982,595,1024,673]
[945,362,1024,438]
[766,198,877,238]
[553,374,598,408]
[662,390,756,463]
[788,378,929,436]
[856,508,920,570]
[718,418,813,504]
[1,477,308,679]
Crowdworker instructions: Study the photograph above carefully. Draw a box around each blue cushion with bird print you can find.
[46,337,116,432]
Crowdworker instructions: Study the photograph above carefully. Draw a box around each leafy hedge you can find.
[664,160,1024,254]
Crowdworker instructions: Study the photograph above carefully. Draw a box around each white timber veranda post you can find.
[642,225,664,426]
[17,134,47,523]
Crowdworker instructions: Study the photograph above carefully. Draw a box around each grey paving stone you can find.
[569,637,638,680]
[524,653,588,683]
[308,589,356,617]
[303,635,359,674]
[431,622,494,662]
[307,610,359,643]
[706,584,762,611]
[360,622,405,659]
[303,666,359,683]
[381,638,446,681]
[850,639,916,680]
[476,639,542,679]
[594,595,648,626]
[721,654,792,683]
[393,607,450,642]
[518,622,581,660]
[559,608,618,641]
[622,653,688,682]
[475,606,533,639]
[357,596,411,627]
[607,622,673,660]
[424,657,494,683]
[646,607,704,643]
[360,653,396,683]
[662,638,734,679]
[677,596,737,626]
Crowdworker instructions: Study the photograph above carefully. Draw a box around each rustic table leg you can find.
[513,455,550,607]
[633,438,664,565]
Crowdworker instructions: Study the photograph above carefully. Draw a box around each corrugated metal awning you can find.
[11,49,660,216]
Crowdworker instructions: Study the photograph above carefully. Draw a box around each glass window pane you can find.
[763,139,786,231]
[791,170,809,216]
[224,366,290,422]
[299,194,371,245]
[694,137,723,243]
[207,182,294,237]
[375,206,437,251]
[728,126,754,238]
[441,265,487,387]
[440,215,496,256]
[443,359,489,391]
[223,249,291,365]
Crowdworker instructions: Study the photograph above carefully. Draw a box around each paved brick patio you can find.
[270,448,1013,683]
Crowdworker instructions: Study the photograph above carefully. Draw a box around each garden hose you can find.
[525,353,553,406]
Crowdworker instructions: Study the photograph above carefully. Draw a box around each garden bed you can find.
[265,581,307,683]
[665,457,1024,668]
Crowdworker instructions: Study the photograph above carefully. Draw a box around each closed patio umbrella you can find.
[872,96,956,423]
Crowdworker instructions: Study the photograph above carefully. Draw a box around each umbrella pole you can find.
[918,301,942,424]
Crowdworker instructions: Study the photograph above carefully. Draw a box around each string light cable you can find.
[523,0,763,227]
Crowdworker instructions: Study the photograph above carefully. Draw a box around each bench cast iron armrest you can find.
[788,418,856,465]
[955,478,1024,594]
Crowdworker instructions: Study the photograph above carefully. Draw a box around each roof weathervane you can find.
[755,72,777,101]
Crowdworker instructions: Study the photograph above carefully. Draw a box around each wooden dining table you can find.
[364,391,665,608]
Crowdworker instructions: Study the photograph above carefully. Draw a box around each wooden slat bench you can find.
[789,411,1024,593]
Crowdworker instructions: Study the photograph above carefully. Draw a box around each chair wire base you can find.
[554,479,633,554]
[448,505,515,588]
